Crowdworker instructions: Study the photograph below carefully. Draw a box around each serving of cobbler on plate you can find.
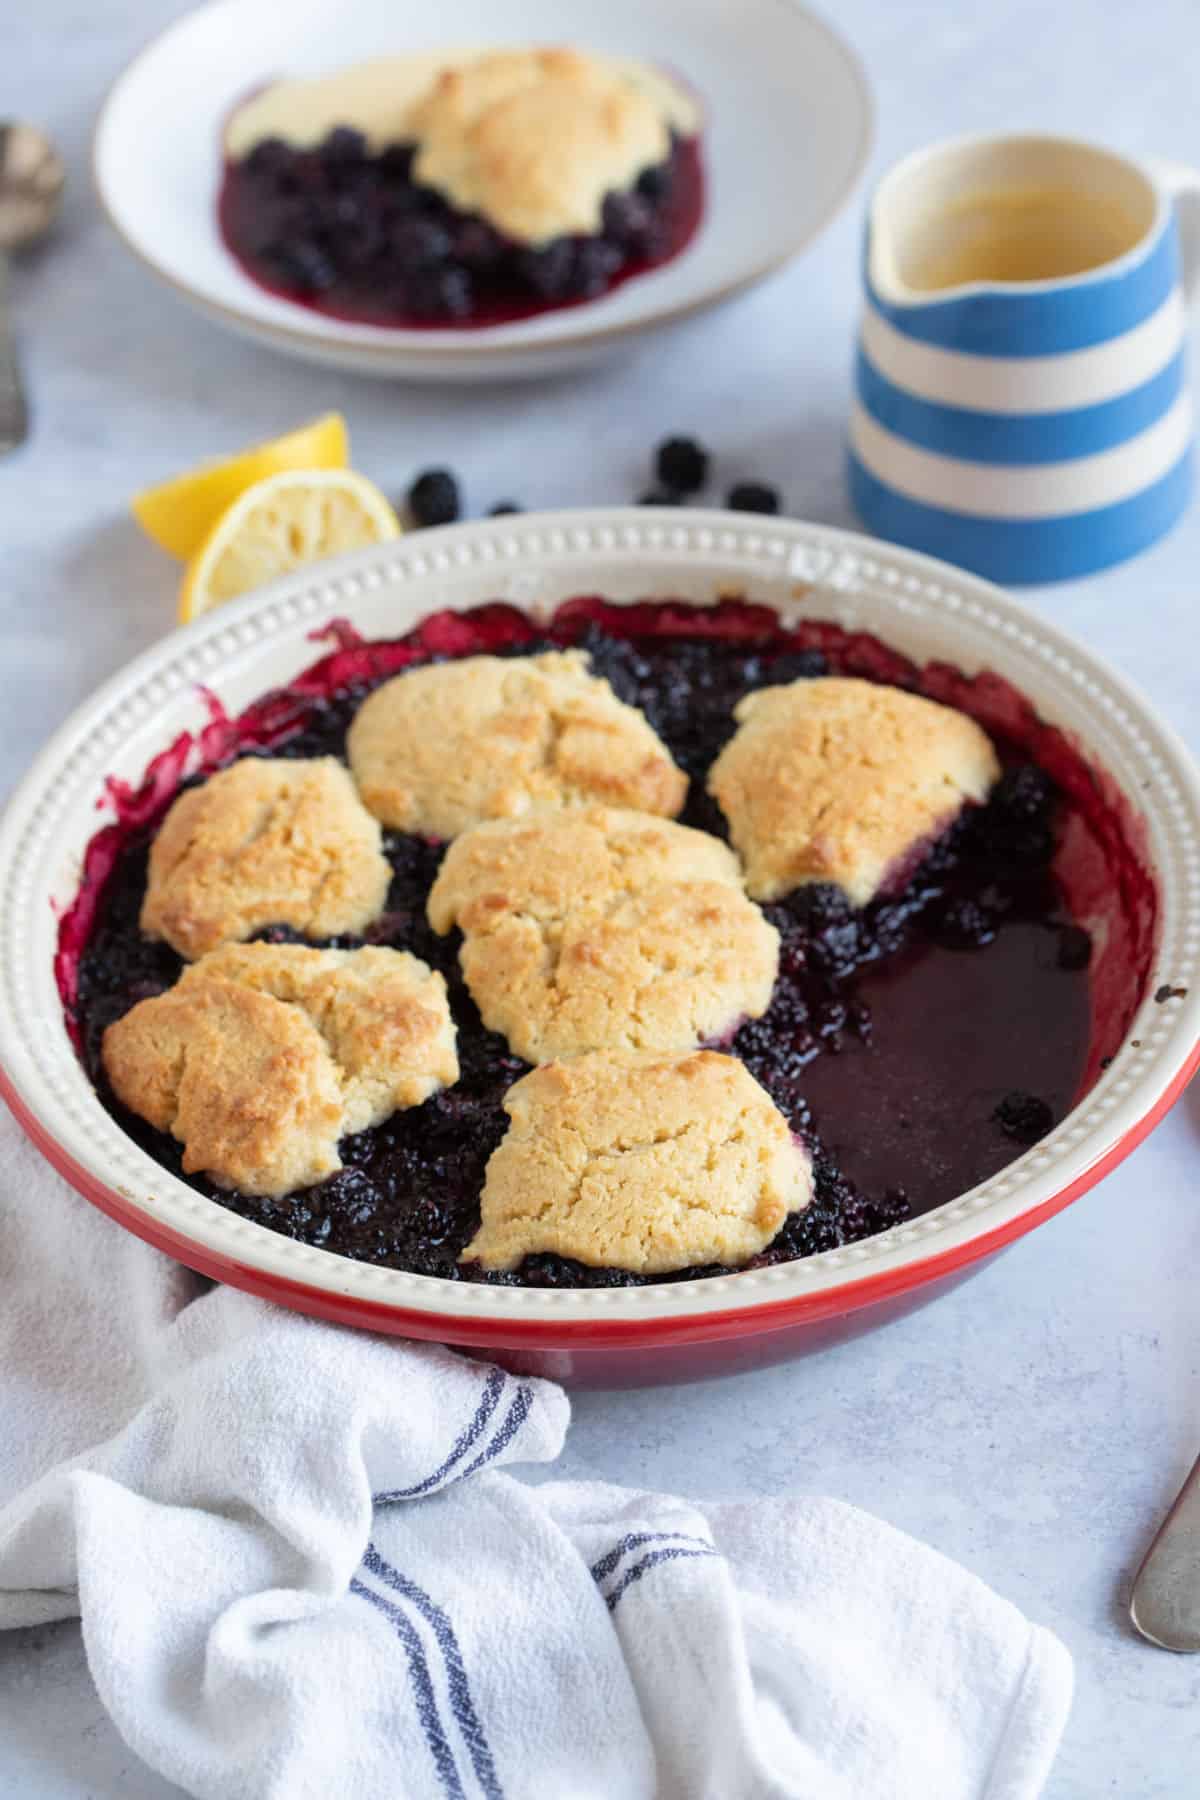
[58,593,1126,1292]
[220,46,705,326]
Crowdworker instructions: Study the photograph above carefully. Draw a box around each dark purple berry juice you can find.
[219,130,704,329]
[60,599,1155,1288]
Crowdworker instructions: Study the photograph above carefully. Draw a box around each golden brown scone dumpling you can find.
[102,943,457,1198]
[463,1049,812,1275]
[140,756,391,960]
[427,807,778,1062]
[409,48,671,244]
[347,651,686,838]
[708,677,1001,906]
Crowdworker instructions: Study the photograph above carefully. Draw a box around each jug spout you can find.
[865,132,1161,308]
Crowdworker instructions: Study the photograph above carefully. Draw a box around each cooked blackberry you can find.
[324,126,369,164]
[924,895,1000,950]
[601,190,663,258]
[992,1090,1055,1145]
[406,267,474,320]
[967,763,1056,867]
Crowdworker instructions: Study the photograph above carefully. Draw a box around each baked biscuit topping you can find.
[141,757,390,960]
[347,651,686,838]
[428,807,778,1062]
[463,1049,812,1273]
[708,677,1001,906]
[224,49,700,242]
[409,49,671,244]
[102,944,457,1198]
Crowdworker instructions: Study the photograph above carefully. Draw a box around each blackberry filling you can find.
[219,130,704,329]
[66,599,1114,1289]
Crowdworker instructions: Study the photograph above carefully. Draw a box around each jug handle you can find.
[1145,156,1200,310]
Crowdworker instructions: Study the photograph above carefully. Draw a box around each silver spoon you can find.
[1130,1449,1200,1651]
[0,122,66,454]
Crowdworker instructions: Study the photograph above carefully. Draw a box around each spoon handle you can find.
[0,251,29,453]
[1130,1449,1200,1651]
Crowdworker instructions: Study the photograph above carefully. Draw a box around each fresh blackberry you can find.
[407,468,461,528]
[727,482,781,515]
[655,435,709,494]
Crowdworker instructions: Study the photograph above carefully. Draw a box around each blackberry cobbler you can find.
[220,47,705,327]
[63,597,1144,1291]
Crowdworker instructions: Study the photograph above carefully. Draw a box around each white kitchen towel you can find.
[0,1108,1072,1800]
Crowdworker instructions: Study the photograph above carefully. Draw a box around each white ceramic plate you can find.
[92,0,872,381]
[1,511,1198,1365]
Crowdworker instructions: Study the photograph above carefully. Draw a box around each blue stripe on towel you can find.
[351,1575,466,1799]
[847,443,1194,583]
[590,1530,716,1587]
[364,1545,505,1800]
[855,344,1186,465]
[605,1546,720,1613]
[864,217,1178,354]
[457,1385,534,1481]
[375,1369,507,1504]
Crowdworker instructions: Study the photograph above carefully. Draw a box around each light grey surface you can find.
[1,1,1199,1795]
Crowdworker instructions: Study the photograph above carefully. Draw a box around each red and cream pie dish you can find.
[1,511,1197,1386]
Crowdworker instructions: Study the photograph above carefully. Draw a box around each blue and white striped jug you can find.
[850,134,1200,583]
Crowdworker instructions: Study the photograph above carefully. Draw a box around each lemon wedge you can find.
[178,468,401,624]
[133,413,350,560]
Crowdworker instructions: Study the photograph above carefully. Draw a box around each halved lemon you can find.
[178,468,401,624]
[133,413,350,560]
